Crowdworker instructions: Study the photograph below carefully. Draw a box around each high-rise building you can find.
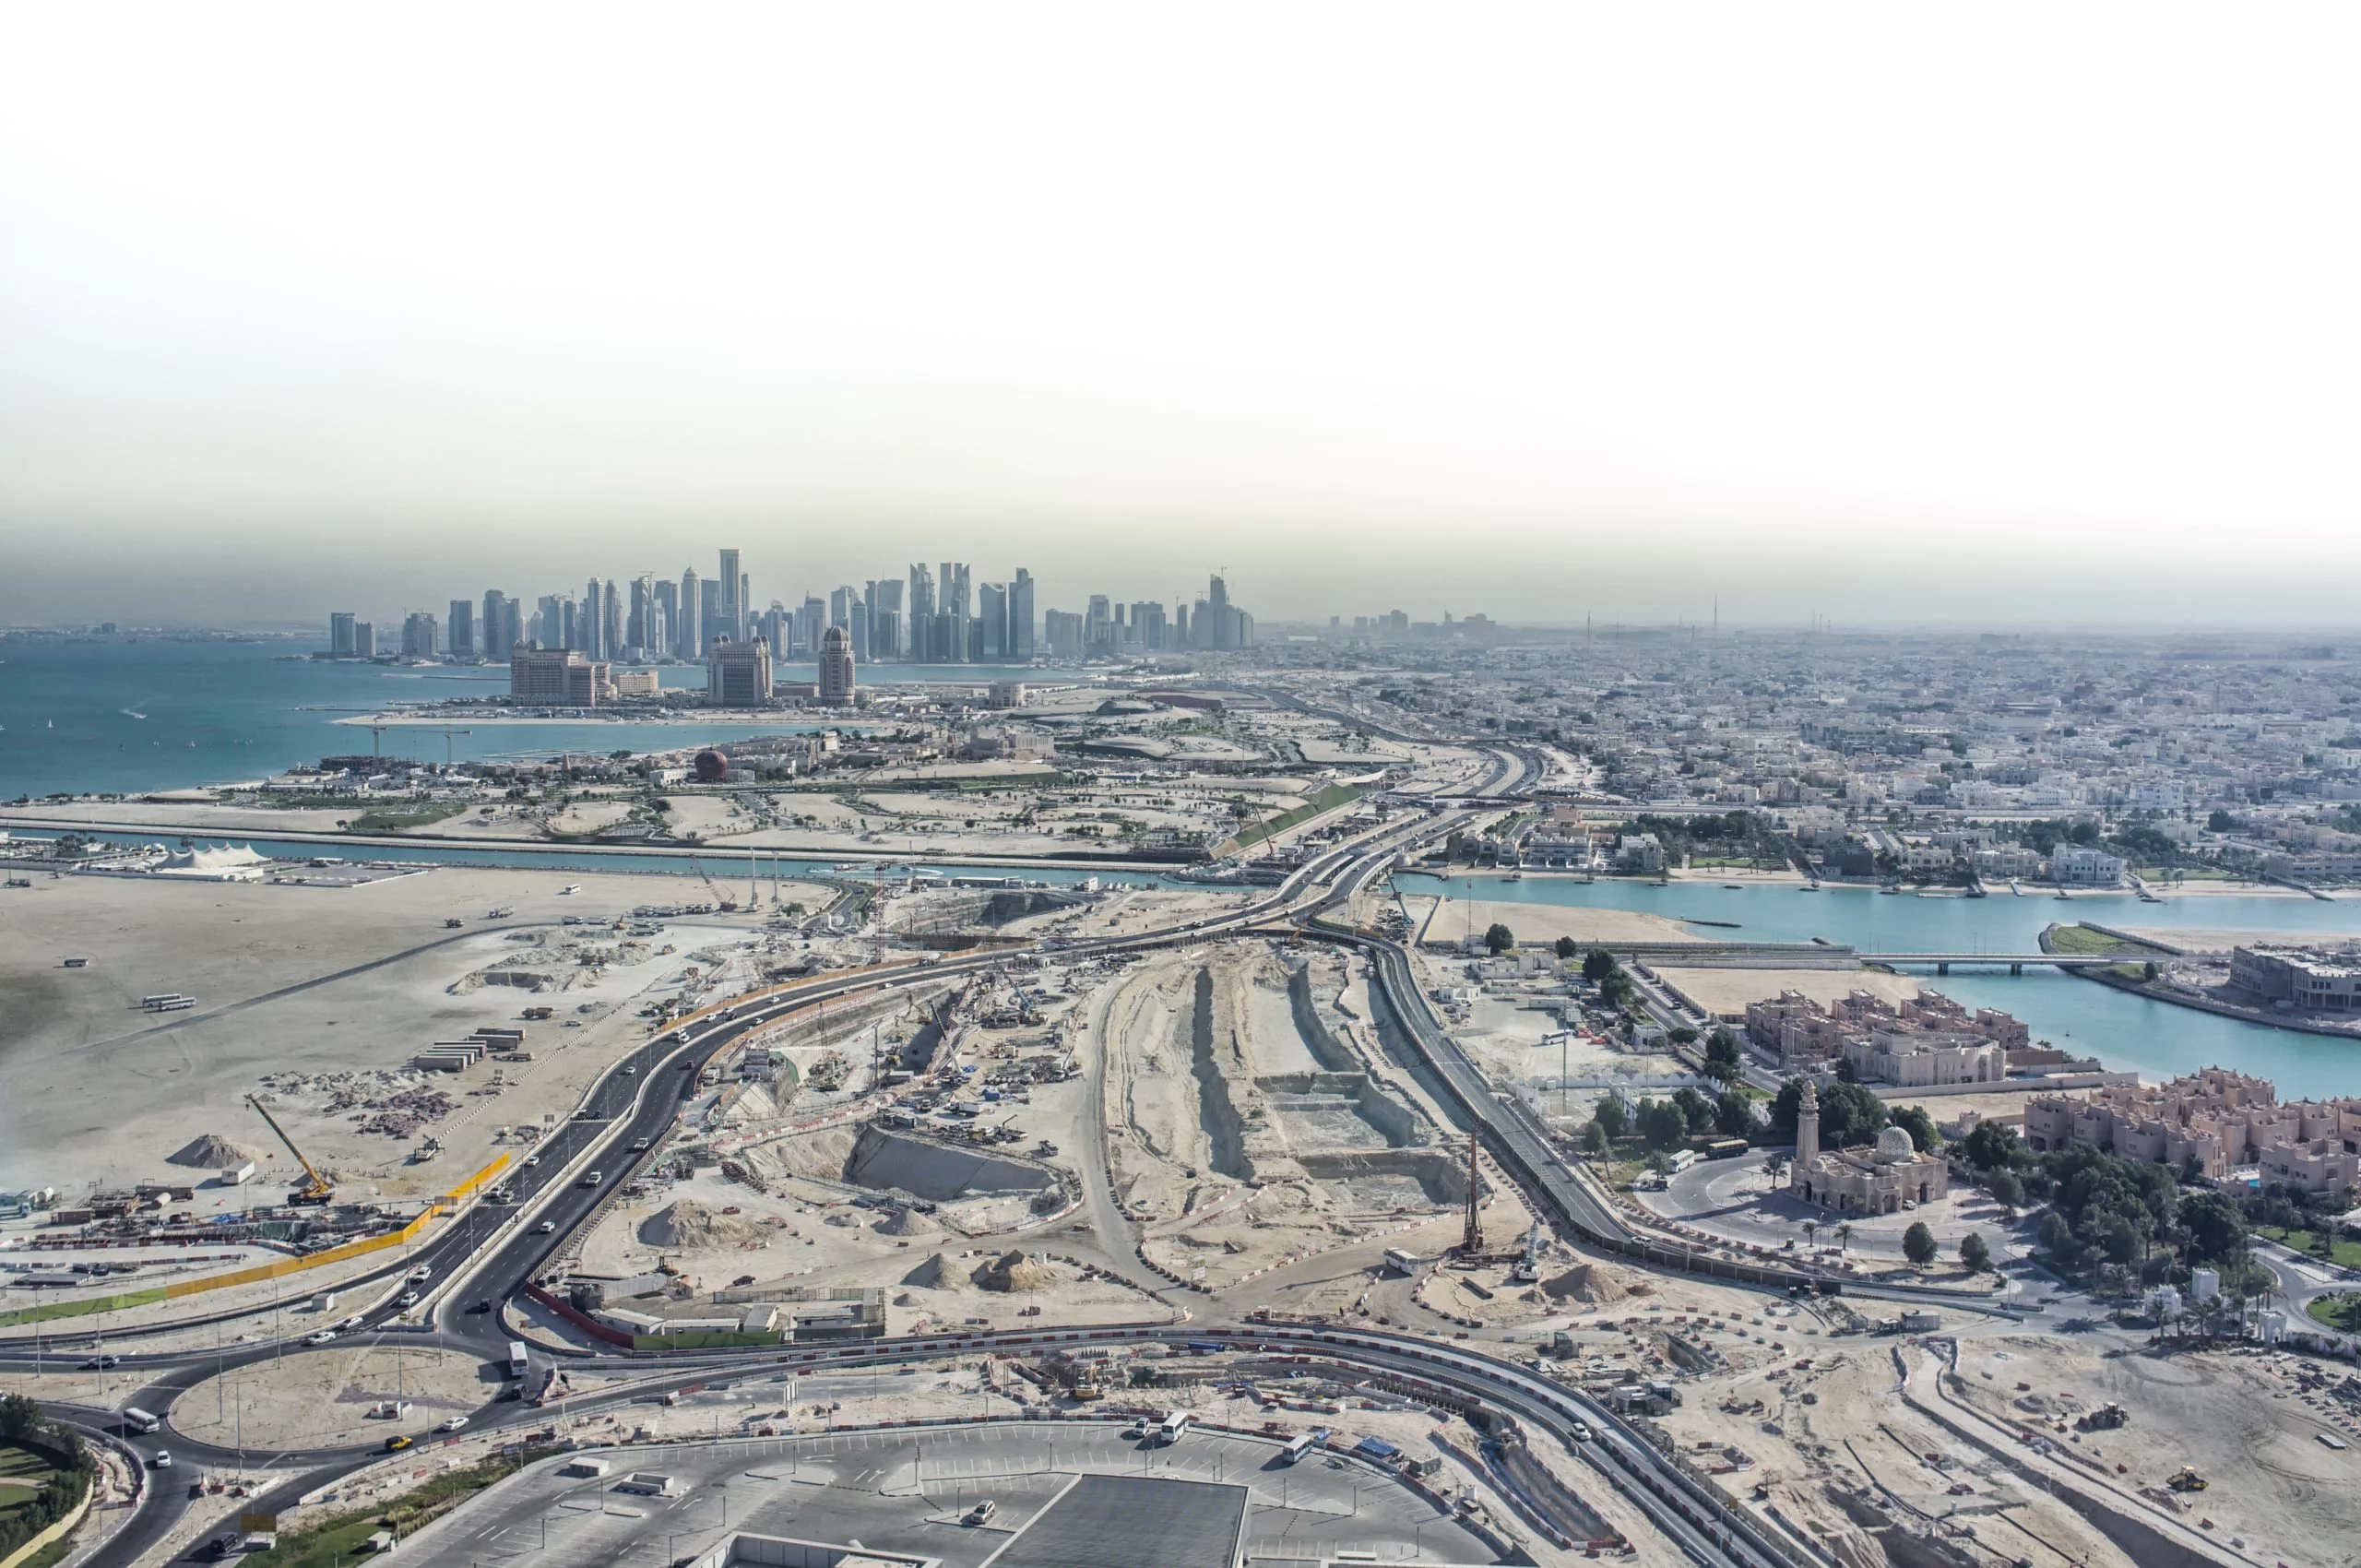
[1085,594,1113,653]
[482,590,511,657]
[400,612,440,659]
[653,577,678,656]
[328,612,356,656]
[1043,608,1084,660]
[627,574,662,659]
[977,582,1007,660]
[908,564,936,659]
[446,599,476,658]
[872,578,904,659]
[941,563,971,663]
[706,636,772,705]
[510,646,606,707]
[352,620,377,658]
[1009,568,1035,661]
[1130,600,1168,651]
[828,586,852,628]
[718,549,742,641]
[818,623,857,706]
[797,595,825,658]
[600,579,623,664]
[676,568,703,659]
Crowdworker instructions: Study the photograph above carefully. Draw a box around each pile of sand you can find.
[901,1253,948,1288]
[714,1083,781,1125]
[872,1205,941,1237]
[640,1200,765,1250]
[1539,1262,1647,1303]
[168,1134,267,1170]
[972,1249,1057,1293]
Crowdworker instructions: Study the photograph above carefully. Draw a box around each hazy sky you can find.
[3,6,2357,628]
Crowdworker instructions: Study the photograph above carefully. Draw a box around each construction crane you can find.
[245,1093,335,1205]
[687,854,738,912]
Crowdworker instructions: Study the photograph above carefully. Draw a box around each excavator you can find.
[245,1093,336,1206]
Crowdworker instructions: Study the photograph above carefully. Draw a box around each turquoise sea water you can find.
[1407,872,2361,1100]
[0,638,1073,799]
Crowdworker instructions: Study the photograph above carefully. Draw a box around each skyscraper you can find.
[328,612,356,656]
[677,567,703,659]
[818,623,857,706]
[400,611,440,659]
[978,582,1007,660]
[908,564,936,660]
[941,563,971,664]
[446,598,475,659]
[1009,568,1035,661]
[718,548,742,640]
[483,590,512,656]
[600,578,623,662]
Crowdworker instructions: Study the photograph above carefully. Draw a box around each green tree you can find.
[1582,949,1618,983]
[1959,1231,1993,1274]
[1714,1090,1755,1139]
[1554,935,1579,959]
[1903,1221,1939,1266]
[1770,1077,1887,1148]
[1958,1120,2027,1170]
[1636,1098,1687,1151]
[1484,922,1515,955]
[1672,1087,1715,1135]
[1592,1097,1631,1142]
[1890,1104,1942,1154]
[1703,1028,1743,1083]
[1987,1170,2024,1211]
[1581,1120,1609,1156]
[2178,1191,2248,1265]
[2036,1210,2074,1256]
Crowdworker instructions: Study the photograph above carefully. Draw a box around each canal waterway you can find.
[1407,872,2361,1100]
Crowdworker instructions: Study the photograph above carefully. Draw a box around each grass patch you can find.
[2308,1293,2361,1333]
[343,804,467,835]
[2044,922,2140,956]
[243,1447,557,1568]
[14,1536,75,1568]
[1221,784,1361,856]
[2260,1226,2361,1269]
[0,1287,169,1327]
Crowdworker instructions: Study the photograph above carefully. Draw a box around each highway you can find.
[30,740,1843,1567]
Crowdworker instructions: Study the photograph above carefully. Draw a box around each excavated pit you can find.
[1298,1148,1472,1210]
[1187,967,1254,1182]
[841,1125,1055,1204]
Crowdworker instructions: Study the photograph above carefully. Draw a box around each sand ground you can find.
[1420,897,1703,949]
[1650,966,1922,1021]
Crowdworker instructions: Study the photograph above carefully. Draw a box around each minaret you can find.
[1791,1079,1821,1193]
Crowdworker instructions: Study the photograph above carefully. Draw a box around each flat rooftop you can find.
[992,1474,1247,1568]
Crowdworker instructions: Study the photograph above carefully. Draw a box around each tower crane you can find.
[245,1093,336,1205]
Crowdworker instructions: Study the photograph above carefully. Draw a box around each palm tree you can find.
[1802,1219,1819,1251]
[1836,1222,1853,1254]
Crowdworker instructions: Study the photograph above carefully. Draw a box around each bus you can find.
[507,1340,530,1380]
[1156,1410,1193,1447]
[1282,1430,1327,1465]
[121,1408,161,1434]
[1705,1137,1750,1160]
[1665,1148,1701,1174]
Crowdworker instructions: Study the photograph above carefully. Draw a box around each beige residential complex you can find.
[1745,988,2023,1087]
[2023,1067,2361,1193]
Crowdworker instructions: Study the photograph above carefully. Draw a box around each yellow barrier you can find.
[158,1151,514,1301]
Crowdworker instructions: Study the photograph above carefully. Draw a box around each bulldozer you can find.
[2166,1465,2208,1492]
[2075,1403,2128,1431]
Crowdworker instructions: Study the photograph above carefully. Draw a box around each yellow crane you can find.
[245,1093,335,1205]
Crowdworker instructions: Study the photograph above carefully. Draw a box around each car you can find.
[438,1416,469,1433]
[623,1064,638,1075]
[409,1265,433,1283]
[151,1451,172,1468]
[579,1171,604,1188]
[535,1219,557,1235]
[964,1499,997,1526]
[524,1154,541,1168]
[629,1137,652,1152]
[304,1330,338,1347]
[398,1290,421,1308]
[467,1300,492,1314]
[80,1354,119,1370]
[385,1435,413,1453]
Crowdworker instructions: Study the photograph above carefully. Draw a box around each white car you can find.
[304,1330,338,1347]
[524,1154,541,1168]
[438,1416,469,1433]
[535,1219,557,1235]
[151,1451,172,1468]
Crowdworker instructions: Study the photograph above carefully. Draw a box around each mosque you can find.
[1788,1080,1950,1213]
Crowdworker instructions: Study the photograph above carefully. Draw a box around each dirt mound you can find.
[167,1134,267,1170]
[639,1201,765,1250]
[901,1253,948,1288]
[972,1249,1058,1293]
[1539,1262,1647,1303]
[892,1291,919,1308]
[872,1205,941,1237]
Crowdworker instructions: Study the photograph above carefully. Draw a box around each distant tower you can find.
[818,623,857,706]
[1461,1125,1484,1255]
[1791,1079,1821,1194]
[718,548,742,640]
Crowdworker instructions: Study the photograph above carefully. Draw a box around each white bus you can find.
[121,1408,161,1434]
[1666,1148,1701,1174]
[1282,1430,1327,1464]
[1156,1410,1193,1446]
[507,1340,530,1380]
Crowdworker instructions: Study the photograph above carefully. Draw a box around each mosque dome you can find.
[1875,1125,1917,1159]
